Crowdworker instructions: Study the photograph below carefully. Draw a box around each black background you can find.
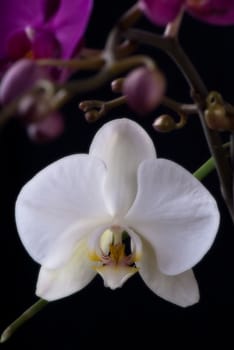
[1,0,234,348]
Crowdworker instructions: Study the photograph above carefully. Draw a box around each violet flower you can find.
[0,59,65,142]
[139,0,234,26]
[0,0,93,141]
[0,0,93,65]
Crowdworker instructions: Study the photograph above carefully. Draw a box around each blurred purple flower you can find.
[0,0,93,66]
[27,112,65,143]
[0,0,93,142]
[139,0,184,26]
[139,0,234,26]
[0,59,65,142]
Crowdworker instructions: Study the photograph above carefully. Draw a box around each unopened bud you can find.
[123,67,166,115]
[0,59,46,105]
[85,110,100,123]
[153,114,176,132]
[205,91,234,131]
[27,112,64,143]
[204,107,234,131]
[111,78,124,93]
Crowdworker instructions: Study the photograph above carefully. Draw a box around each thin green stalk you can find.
[193,157,215,181]
[0,299,48,343]
[193,143,230,181]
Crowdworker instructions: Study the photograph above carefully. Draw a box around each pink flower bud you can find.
[26,112,64,143]
[0,59,46,104]
[123,67,166,115]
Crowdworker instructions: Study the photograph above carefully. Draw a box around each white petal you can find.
[44,222,108,269]
[138,239,199,307]
[125,159,220,275]
[89,118,156,218]
[16,155,111,267]
[96,265,138,289]
[36,239,96,301]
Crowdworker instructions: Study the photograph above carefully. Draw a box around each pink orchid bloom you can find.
[139,0,234,26]
[0,59,64,142]
[0,0,93,142]
[0,0,93,66]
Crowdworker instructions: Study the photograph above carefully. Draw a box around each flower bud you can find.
[84,110,100,123]
[123,67,166,115]
[27,113,64,143]
[153,114,176,132]
[204,108,234,131]
[111,78,124,93]
[204,91,234,131]
[0,59,46,104]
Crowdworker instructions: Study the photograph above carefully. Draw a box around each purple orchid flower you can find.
[0,0,93,142]
[0,0,93,66]
[0,59,65,142]
[139,0,234,26]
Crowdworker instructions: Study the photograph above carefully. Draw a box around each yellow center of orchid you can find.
[88,228,140,289]
[109,243,126,264]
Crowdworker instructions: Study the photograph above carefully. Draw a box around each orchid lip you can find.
[88,226,142,289]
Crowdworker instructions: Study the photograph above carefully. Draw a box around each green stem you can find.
[0,299,48,343]
[193,143,230,181]
[193,158,215,181]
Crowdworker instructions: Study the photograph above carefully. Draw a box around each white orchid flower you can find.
[15,118,220,307]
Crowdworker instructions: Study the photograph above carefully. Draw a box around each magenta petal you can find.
[48,0,93,58]
[139,0,184,25]
[6,30,31,61]
[42,0,61,22]
[187,0,234,25]
[0,0,46,59]
[32,31,61,59]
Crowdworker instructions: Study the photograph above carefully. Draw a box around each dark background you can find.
[1,0,234,348]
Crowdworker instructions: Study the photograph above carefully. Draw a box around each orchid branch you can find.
[0,54,155,128]
[79,96,127,122]
[124,27,234,221]
[104,3,142,62]
[64,54,156,95]
[0,5,146,130]
[162,96,198,115]
[37,56,105,71]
